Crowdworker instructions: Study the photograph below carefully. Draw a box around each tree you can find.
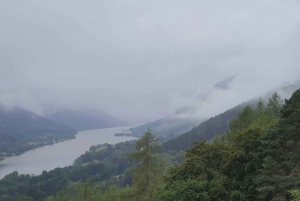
[255,89,300,200]
[267,92,283,117]
[257,98,265,114]
[156,179,209,201]
[127,129,163,201]
[289,189,300,201]
[229,106,254,132]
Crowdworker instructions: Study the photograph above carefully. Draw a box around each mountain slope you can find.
[0,107,77,156]
[129,76,237,140]
[162,78,300,152]
[130,117,200,140]
[197,75,236,100]
[159,89,300,201]
[162,80,300,153]
[129,106,201,140]
[162,101,256,152]
[46,109,128,131]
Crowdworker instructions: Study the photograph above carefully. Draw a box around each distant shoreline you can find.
[114,132,135,137]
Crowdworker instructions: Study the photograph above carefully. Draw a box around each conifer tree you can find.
[255,89,300,200]
[127,129,163,201]
[257,98,265,114]
[267,92,283,117]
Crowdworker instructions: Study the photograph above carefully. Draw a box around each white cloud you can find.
[0,0,299,123]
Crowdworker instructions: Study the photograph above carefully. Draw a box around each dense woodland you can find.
[2,89,300,200]
[0,141,136,200]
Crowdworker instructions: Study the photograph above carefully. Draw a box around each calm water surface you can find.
[0,126,136,179]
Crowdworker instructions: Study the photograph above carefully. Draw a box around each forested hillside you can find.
[40,89,300,201]
[2,0,299,200]
[2,89,300,201]
[0,107,77,156]
[162,101,256,152]
[0,141,136,200]
[0,134,182,201]
[129,76,237,140]
[158,91,297,201]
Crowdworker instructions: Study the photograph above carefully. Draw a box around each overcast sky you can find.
[0,0,300,123]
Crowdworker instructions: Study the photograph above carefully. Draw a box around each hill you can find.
[158,89,300,201]
[129,109,200,140]
[162,80,300,153]
[162,101,255,152]
[3,89,299,201]
[0,107,77,156]
[46,109,128,131]
[129,76,237,140]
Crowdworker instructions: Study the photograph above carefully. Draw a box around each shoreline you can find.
[0,126,136,179]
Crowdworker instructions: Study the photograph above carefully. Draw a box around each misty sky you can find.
[0,0,300,123]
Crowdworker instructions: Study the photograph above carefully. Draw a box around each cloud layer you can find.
[0,0,300,123]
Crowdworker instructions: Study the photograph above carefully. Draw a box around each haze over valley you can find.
[1,1,300,124]
[1,1,300,201]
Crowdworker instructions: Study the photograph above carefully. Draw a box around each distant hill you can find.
[46,109,128,131]
[129,115,200,141]
[129,76,237,140]
[129,105,201,140]
[162,101,255,153]
[162,80,300,153]
[0,107,77,156]
[197,75,236,100]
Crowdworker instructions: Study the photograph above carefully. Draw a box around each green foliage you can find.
[160,90,300,201]
[43,130,167,201]
[127,129,164,201]
[3,90,300,201]
[228,106,254,132]
[0,141,135,200]
[46,183,133,201]
[257,98,266,114]
[156,179,209,201]
[289,190,300,201]
[266,92,284,117]
[254,90,300,200]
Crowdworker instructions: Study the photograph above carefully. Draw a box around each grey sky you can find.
[0,0,300,123]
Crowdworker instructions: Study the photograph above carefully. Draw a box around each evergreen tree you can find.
[267,92,283,117]
[255,89,300,200]
[257,98,265,114]
[229,106,254,132]
[127,129,164,201]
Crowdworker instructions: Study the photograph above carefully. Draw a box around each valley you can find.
[0,126,136,178]
[1,1,299,200]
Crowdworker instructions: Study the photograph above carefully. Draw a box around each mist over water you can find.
[0,126,136,179]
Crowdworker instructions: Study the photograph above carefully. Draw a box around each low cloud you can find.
[0,1,299,123]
